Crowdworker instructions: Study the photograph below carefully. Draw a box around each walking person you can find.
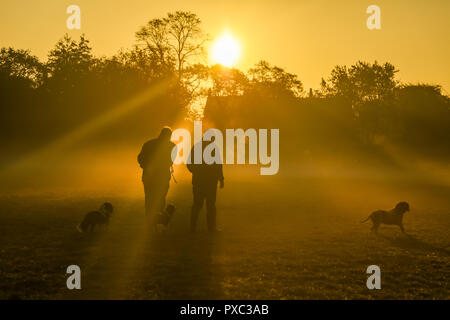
[138,127,176,219]
[187,140,224,233]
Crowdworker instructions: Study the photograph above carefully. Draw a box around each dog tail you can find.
[77,220,87,233]
[360,215,371,223]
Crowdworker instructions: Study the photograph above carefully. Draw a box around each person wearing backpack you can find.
[187,140,224,233]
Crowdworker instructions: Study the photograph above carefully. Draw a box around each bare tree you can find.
[136,11,208,82]
[135,19,173,73]
[166,11,208,80]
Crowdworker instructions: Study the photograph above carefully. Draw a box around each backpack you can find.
[137,140,157,169]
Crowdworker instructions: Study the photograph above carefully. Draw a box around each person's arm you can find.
[214,146,224,188]
[137,143,146,169]
[169,143,177,165]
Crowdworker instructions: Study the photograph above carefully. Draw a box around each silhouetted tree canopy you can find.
[0,48,44,87]
[320,61,398,106]
[247,60,303,98]
[46,34,94,86]
[0,11,449,161]
[209,64,248,97]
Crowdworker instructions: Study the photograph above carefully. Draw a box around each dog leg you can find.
[371,224,379,234]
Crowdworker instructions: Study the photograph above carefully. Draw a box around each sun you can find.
[211,32,241,68]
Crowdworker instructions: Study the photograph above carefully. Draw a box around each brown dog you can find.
[361,202,410,234]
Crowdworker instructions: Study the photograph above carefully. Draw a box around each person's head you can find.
[158,126,172,141]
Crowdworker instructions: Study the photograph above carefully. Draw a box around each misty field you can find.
[0,161,449,300]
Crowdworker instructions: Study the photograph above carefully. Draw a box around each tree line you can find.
[1,11,449,161]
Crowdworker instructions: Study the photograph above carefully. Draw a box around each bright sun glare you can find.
[211,32,241,68]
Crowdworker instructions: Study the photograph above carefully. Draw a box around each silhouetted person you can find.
[187,140,224,232]
[138,127,176,218]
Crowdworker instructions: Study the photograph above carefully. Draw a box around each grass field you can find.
[0,162,449,300]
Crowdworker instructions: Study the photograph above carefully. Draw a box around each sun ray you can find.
[0,81,171,179]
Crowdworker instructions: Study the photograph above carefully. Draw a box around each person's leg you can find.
[144,180,161,230]
[206,183,218,232]
[158,181,170,213]
[190,184,204,232]
[143,181,152,217]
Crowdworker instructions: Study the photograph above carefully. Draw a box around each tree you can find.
[166,11,208,80]
[320,61,399,143]
[392,84,450,150]
[320,61,398,107]
[113,46,173,80]
[209,64,248,96]
[135,19,173,75]
[0,47,45,87]
[181,63,211,119]
[46,34,94,85]
[247,60,303,98]
[136,11,208,82]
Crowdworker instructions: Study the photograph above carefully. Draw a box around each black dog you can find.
[154,204,176,232]
[77,202,114,232]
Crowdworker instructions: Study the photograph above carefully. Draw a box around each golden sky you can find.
[1,0,449,93]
